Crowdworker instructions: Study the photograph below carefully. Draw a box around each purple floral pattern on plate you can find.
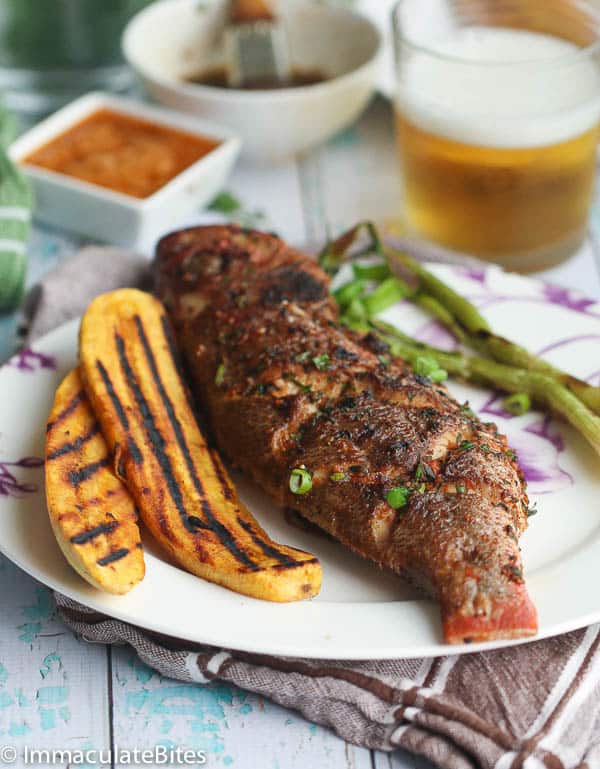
[0,457,44,497]
[508,416,571,495]
[542,284,599,315]
[6,347,56,373]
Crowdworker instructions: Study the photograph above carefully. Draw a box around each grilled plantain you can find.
[46,368,145,594]
[79,288,321,602]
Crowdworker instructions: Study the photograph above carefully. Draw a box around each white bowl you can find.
[9,92,241,247]
[122,0,382,163]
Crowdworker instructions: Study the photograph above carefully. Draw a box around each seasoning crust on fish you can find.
[154,225,538,644]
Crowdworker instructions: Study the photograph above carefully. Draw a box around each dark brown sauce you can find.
[185,67,325,90]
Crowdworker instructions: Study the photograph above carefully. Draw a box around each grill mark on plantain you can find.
[46,389,85,433]
[68,457,111,486]
[127,436,143,465]
[97,360,130,429]
[236,517,299,568]
[133,317,257,569]
[70,520,119,545]
[47,423,100,460]
[97,548,129,566]
[209,451,234,501]
[114,333,188,545]
[95,366,143,474]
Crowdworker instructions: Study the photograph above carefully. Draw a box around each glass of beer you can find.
[393,0,600,271]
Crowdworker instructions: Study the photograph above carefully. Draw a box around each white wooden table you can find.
[1,97,600,769]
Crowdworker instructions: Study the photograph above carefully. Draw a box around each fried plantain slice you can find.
[46,368,145,594]
[79,289,321,602]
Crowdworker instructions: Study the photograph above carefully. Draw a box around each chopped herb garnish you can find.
[295,351,311,363]
[378,354,390,368]
[503,392,532,416]
[414,355,448,384]
[385,485,410,510]
[415,462,424,482]
[456,483,466,494]
[481,444,490,453]
[459,440,475,452]
[312,354,331,371]
[506,449,517,462]
[527,504,538,517]
[460,401,476,417]
[330,471,347,482]
[344,298,368,324]
[363,277,410,316]
[208,190,241,214]
[505,565,523,581]
[214,363,226,386]
[416,482,426,494]
[333,279,365,309]
[289,467,313,495]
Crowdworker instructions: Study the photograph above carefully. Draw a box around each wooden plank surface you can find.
[0,558,110,757]
[1,97,600,769]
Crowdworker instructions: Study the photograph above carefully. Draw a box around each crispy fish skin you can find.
[154,225,538,644]
[78,288,321,602]
[46,368,145,594]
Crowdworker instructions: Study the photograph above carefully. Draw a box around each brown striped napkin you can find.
[28,243,600,769]
[55,595,600,769]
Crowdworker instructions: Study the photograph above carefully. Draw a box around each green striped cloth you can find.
[0,108,32,312]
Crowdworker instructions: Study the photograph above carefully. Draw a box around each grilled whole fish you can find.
[154,225,538,644]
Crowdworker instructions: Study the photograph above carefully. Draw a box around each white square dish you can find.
[9,92,241,247]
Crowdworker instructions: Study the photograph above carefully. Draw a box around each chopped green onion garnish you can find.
[330,471,347,482]
[295,351,311,363]
[506,449,517,461]
[352,262,391,282]
[289,467,313,495]
[312,354,331,371]
[459,439,475,451]
[345,297,368,323]
[333,279,365,309]
[378,354,390,368]
[363,277,409,316]
[503,392,532,416]
[214,363,226,386]
[385,485,410,509]
[414,356,448,383]
[456,483,466,494]
[527,503,538,517]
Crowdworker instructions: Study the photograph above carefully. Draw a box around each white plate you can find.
[1,263,600,659]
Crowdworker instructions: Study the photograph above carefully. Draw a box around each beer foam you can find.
[396,27,600,148]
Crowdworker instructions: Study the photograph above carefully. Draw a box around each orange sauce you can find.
[23,108,220,199]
